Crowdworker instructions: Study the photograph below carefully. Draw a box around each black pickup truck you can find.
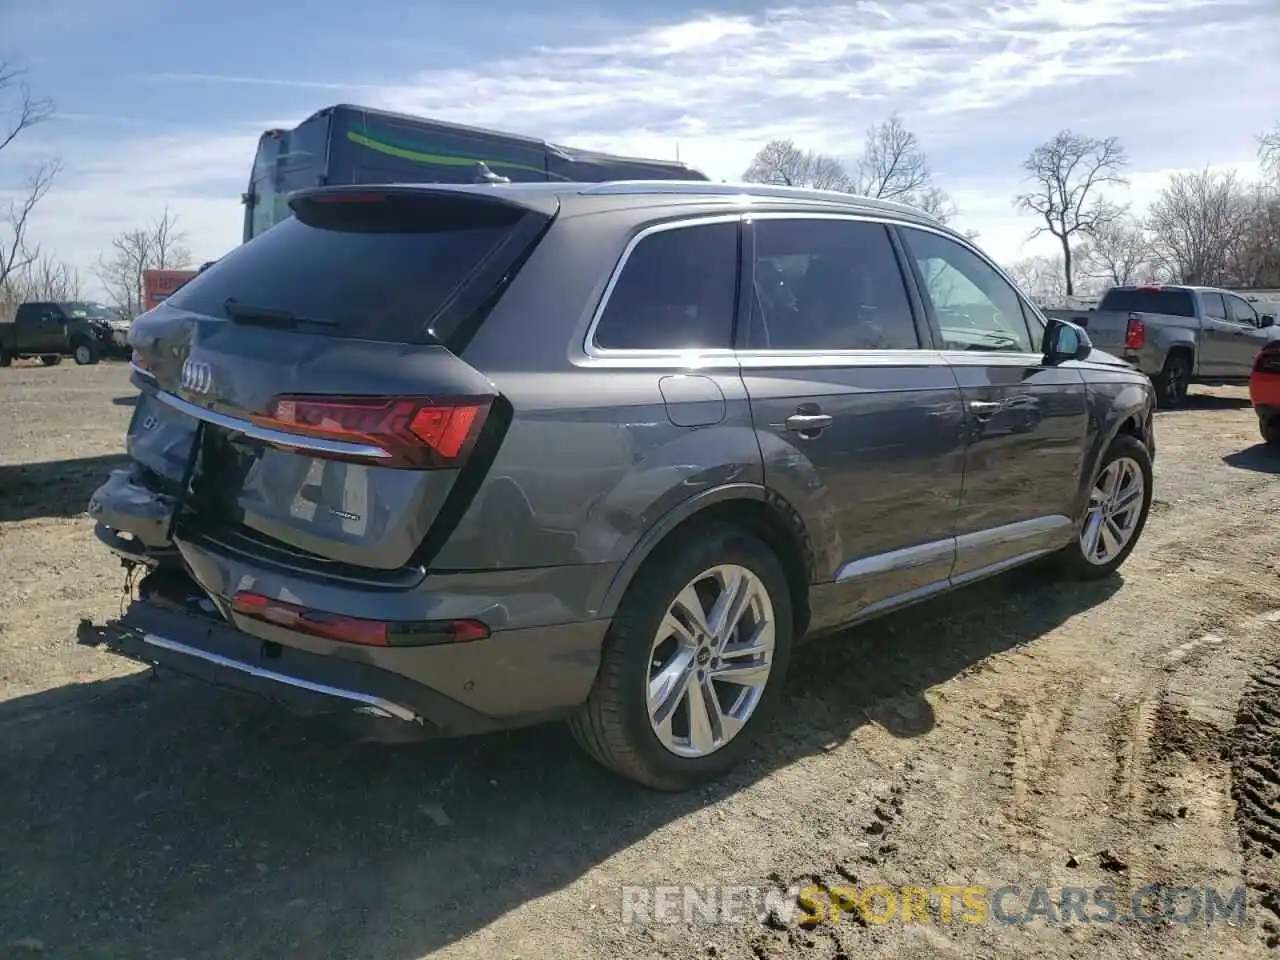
[0,301,119,367]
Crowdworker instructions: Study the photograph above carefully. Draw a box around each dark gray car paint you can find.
[98,183,1155,731]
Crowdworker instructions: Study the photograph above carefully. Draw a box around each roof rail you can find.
[576,180,940,221]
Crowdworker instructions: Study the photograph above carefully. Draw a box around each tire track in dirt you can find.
[1005,686,1079,860]
[1230,654,1280,949]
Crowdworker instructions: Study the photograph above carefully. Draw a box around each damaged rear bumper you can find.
[78,600,515,738]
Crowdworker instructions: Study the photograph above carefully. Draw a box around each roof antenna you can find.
[473,161,510,184]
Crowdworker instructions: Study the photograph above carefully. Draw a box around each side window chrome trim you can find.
[736,349,949,368]
[579,209,1037,366]
[582,213,746,359]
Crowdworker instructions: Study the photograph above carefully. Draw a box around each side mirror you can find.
[1043,317,1092,364]
[1261,314,1275,328]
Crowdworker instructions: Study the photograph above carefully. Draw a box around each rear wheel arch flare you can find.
[600,487,813,639]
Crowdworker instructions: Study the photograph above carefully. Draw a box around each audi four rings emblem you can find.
[180,358,214,395]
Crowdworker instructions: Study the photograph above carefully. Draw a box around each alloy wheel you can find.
[645,564,776,758]
[1080,456,1145,565]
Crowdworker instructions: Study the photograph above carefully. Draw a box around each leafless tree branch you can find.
[742,116,960,224]
[0,60,61,293]
[1014,130,1129,296]
[95,207,194,316]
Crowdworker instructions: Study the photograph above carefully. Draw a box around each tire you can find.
[72,340,99,365]
[1058,433,1154,579]
[1152,353,1191,408]
[0,350,10,368]
[569,523,794,791]
[1261,416,1280,448]
[40,355,62,367]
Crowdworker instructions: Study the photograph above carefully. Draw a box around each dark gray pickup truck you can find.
[0,300,118,367]
[1044,285,1279,406]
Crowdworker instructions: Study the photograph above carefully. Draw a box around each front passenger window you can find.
[901,228,1034,353]
[1228,295,1258,326]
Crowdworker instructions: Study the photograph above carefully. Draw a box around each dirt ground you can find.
[2,359,1280,960]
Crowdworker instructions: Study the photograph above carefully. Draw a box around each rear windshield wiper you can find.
[223,297,339,328]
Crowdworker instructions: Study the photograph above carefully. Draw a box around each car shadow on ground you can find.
[1222,444,1280,475]
[0,564,1120,959]
[1159,391,1253,413]
[0,453,129,522]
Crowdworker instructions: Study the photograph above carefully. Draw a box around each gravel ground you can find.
[2,359,1279,959]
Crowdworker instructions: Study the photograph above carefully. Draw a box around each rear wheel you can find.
[1058,433,1153,579]
[0,349,10,368]
[570,524,794,790]
[40,355,61,367]
[72,340,98,365]
[1153,353,1191,408]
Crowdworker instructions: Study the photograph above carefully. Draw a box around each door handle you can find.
[784,412,833,435]
[968,400,1003,421]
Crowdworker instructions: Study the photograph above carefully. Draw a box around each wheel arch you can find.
[596,483,814,639]
[1074,390,1153,518]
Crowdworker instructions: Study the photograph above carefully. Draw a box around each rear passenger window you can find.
[746,219,919,350]
[592,221,738,351]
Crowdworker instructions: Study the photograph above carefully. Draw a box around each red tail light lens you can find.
[1255,345,1280,373]
[231,592,490,647]
[1124,315,1146,349]
[250,395,490,468]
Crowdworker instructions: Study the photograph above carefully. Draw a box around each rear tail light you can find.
[1255,345,1280,374]
[1124,315,1146,350]
[250,395,491,469]
[231,592,490,647]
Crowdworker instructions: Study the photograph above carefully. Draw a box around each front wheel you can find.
[569,524,794,790]
[73,341,98,365]
[40,355,62,367]
[1058,433,1153,579]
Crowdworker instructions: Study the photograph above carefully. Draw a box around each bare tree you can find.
[95,207,193,317]
[743,116,959,223]
[1015,130,1129,297]
[1229,182,1280,289]
[851,114,932,202]
[1147,168,1248,286]
[742,139,851,190]
[1259,122,1280,183]
[1076,215,1155,287]
[1006,254,1071,303]
[0,59,60,292]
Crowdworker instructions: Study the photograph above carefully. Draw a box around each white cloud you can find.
[5,0,1277,296]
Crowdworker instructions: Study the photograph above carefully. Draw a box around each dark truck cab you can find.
[0,301,114,367]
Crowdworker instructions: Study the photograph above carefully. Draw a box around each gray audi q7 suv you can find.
[83,181,1156,790]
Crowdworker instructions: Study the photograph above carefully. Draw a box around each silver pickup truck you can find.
[1044,285,1279,406]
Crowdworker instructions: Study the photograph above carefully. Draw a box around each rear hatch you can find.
[116,185,556,573]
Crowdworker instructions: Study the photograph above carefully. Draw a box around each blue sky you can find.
[3,0,1277,297]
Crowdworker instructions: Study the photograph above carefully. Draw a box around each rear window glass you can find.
[1098,288,1196,318]
[166,213,513,343]
[592,221,738,351]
